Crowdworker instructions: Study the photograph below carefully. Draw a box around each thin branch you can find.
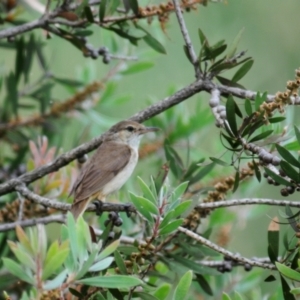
[14,183,137,214]
[172,0,201,79]
[199,257,274,269]
[178,226,276,270]
[0,215,65,232]
[196,198,300,210]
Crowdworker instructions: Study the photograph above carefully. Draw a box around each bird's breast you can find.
[102,148,138,195]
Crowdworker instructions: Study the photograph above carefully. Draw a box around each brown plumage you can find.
[69,120,159,220]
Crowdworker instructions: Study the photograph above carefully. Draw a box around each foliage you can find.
[1,0,300,300]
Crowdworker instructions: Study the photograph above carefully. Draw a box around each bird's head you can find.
[106,120,159,148]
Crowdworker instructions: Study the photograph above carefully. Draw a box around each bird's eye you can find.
[126,126,134,132]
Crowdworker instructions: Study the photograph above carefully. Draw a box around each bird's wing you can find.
[71,141,132,203]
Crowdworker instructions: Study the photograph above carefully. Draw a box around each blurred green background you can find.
[2,0,300,298]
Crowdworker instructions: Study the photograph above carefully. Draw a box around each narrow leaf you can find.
[276,144,300,168]
[173,270,193,300]
[77,275,142,288]
[226,96,238,135]
[232,59,254,82]
[143,34,166,54]
[99,0,107,22]
[226,28,244,59]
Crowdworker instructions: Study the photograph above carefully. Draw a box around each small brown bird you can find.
[69,120,159,220]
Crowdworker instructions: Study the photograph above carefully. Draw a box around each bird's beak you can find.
[139,126,160,135]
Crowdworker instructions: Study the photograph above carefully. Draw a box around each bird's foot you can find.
[93,200,104,216]
[123,203,133,218]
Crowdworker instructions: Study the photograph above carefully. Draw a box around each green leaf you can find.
[269,116,286,123]
[89,257,114,272]
[99,0,107,22]
[15,37,25,83]
[254,92,267,111]
[137,176,157,205]
[276,262,300,281]
[183,45,193,63]
[171,182,189,202]
[226,96,238,135]
[290,287,300,295]
[226,28,244,59]
[198,28,208,46]
[98,239,120,260]
[7,242,35,270]
[264,168,291,186]
[294,126,300,146]
[77,275,142,288]
[153,283,171,300]
[75,249,98,280]
[209,157,230,166]
[159,210,175,230]
[164,143,184,179]
[159,219,183,235]
[173,200,192,217]
[249,130,273,143]
[43,245,69,280]
[189,162,215,185]
[195,274,213,296]
[268,218,279,264]
[222,293,232,300]
[129,0,139,15]
[43,269,68,290]
[252,160,261,182]
[276,144,300,168]
[216,76,245,89]
[84,6,94,23]
[54,77,84,87]
[202,44,227,61]
[24,34,35,83]
[121,62,154,75]
[280,275,295,300]
[3,258,34,284]
[66,212,78,268]
[244,99,253,116]
[129,193,157,222]
[282,162,300,184]
[232,171,240,193]
[173,270,193,300]
[134,292,159,300]
[232,59,254,82]
[143,34,166,54]
[114,250,127,274]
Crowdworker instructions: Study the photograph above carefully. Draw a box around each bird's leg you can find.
[93,199,104,216]
[123,203,133,218]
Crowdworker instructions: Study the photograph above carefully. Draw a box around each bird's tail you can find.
[70,199,89,220]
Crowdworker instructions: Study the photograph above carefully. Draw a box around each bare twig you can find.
[0,215,65,232]
[172,0,201,79]
[196,198,300,210]
[14,183,136,213]
[178,226,276,270]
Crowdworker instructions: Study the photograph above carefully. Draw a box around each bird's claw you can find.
[93,200,104,216]
[123,203,133,218]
